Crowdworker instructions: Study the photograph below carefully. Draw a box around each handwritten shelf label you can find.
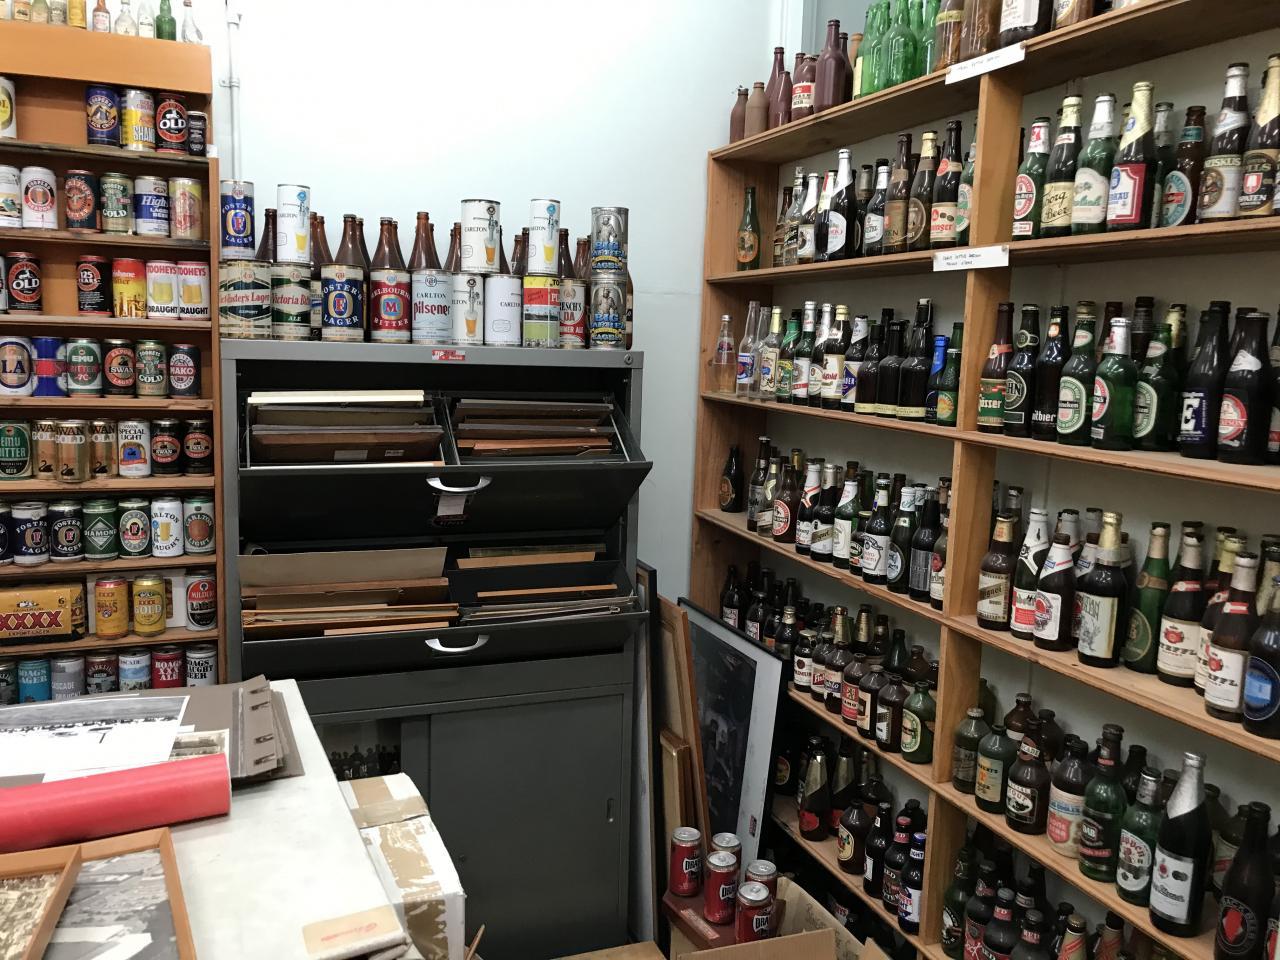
[945,43,1026,84]
[933,245,1010,272]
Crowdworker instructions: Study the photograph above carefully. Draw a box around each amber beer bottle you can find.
[978,302,1015,433]
[369,218,410,344]
[356,216,373,329]
[1239,54,1280,218]
[932,120,964,249]
[1205,551,1260,721]
[408,212,442,271]
[1162,106,1208,227]
[1107,82,1157,232]
[1199,63,1252,222]
[813,19,848,114]
[883,134,913,255]
[1218,310,1272,464]
[331,214,367,342]
[978,513,1018,631]
[308,213,333,341]
[256,208,277,262]
[907,131,938,252]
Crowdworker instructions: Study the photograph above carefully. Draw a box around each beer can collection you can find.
[133,175,169,236]
[146,259,179,318]
[526,199,561,276]
[482,274,522,346]
[155,92,188,154]
[20,166,57,229]
[0,334,195,400]
[100,172,132,233]
[80,83,205,158]
[112,257,146,317]
[64,169,99,231]
[460,199,501,274]
[122,88,156,152]
[218,259,271,338]
[275,184,311,264]
[133,575,167,636]
[0,415,208,485]
[0,165,19,226]
[77,255,110,315]
[169,177,204,240]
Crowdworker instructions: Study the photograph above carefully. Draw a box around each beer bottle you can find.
[1012,119,1052,239]
[975,724,1017,815]
[825,611,853,713]
[1038,97,1083,240]
[814,19,848,114]
[256,207,277,262]
[887,485,918,594]
[745,589,767,642]
[756,306,782,400]
[909,487,942,602]
[774,309,798,403]
[833,472,860,570]
[770,65,793,128]
[1214,801,1274,960]
[772,184,792,262]
[408,211,442,271]
[881,0,919,88]
[958,139,978,246]
[1079,727,1127,881]
[998,0,1051,46]
[908,130,939,251]
[837,765,875,872]
[863,800,894,896]
[862,479,893,585]
[736,186,761,270]
[771,463,800,543]
[965,861,1000,960]
[1009,508,1050,640]
[794,460,822,553]
[1218,310,1272,464]
[356,217,373,334]
[781,168,805,264]
[842,312,870,410]
[1029,306,1070,440]
[876,673,909,754]
[1076,511,1130,667]
[1180,300,1232,458]
[370,218,410,344]
[791,301,817,404]
[852,164,874,254]
[932,120,964,249]
[877,318,909,417]
[1149,751,1212,937]
[942,850,976,958]
[813,169,837,260]
[978,513,1018,630]
[1107,82,1158,231]
[444,221,461,272]
[811,463,840,564]
[718,446,743,513]
[798,735,831,840]
[1004,305,1042,436]
[333,214,366,340]
[1131,294,1156,365]
[925,333,951,422]
[1122,523,1171,673]
[1117,768,1165,905]
[764,46,786,123]
[819,148,856,261]
[863,160,890,257]
[309,213,332,341]
[898,299,934,420]
[807,303,832,406]
[1033,533,1077,652]
[854,315,887,414]
[1240,54,1280,218]
[1149,100,1179,226]
[1199,536,1247,693]
[1072,95,1119,235]
[822,306,850,409]
[791,53,817,121]
[1245,576,1280,737]
[755,455,781,536]
[1006,718,1050,834]
[1134,323,1179,451]
[745,435,771,530]
[979,302,1015,432]
[858,663,888,741]
[983,887,1021,960]
[793,624,816,689]
[720,566,742,627]
[796,173,822,264]
[776,604,799,663]
[1091,317,1138,449]
[1163,106,1208,227]
[1256,541,1280,618]
[936,324,964,427]
[884,134,913,254]
[1206,551,1260,720]
[1047,737,1089,857]
[1120,743,1149,803]
[950,707,989,796]
[1200,62,1252,223]
[898,831,928,934]
[507,227,526,276]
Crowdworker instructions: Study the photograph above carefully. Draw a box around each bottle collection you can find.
[5,0,204,40]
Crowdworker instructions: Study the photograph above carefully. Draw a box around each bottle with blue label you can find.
[1177,300,1231,459]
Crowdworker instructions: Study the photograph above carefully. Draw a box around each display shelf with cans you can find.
[0,627,218,663]
[0,138,209,171]
[0,228,207,250]
[0,313,210,333]
[0,551,215,582]
[0,396,212,410]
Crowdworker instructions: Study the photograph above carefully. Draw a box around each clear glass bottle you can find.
[180,0,202,42]
[136,0,155,37]
[113,0,138,34]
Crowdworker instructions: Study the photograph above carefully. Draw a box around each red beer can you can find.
[745,859,778,900]
[668,826,702,897]
[734,881,774,942]
[151,644,185,687]
[702,850,738,925]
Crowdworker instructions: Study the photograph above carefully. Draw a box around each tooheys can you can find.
[166,343,199,397]
[145,260,178,319]
[169,177,203,240]
[182,419,212,475]
[133,576,167,637]
[20,165,57,229]
[12,501,48,566]
[0,75,13,139]
[0,164,20,226]
[90,419,117,476]
[117,420,151,478]
[275,184,311,264]
[0,421,31,478]
[482,274,521,346]
[65,338,102,396]
[85,653,118,694]
[559,277,587,348]
[117,649,151,691]
[270,262,310,341]
[51,655,85,701]
[319,262,363,341]
[219,180,255,259]
[590,206,628,272]
[151,494,182,557]
[49,501,82,562]
[0,660,16,704]
[183,495,214,554]
[0,504,11,564]
[186,111,207,157]
[152,645,184,686]
[8,254,42,312]
[116,496,150,555]
[112,257,145,317]
[33,418,55,477]
[185,643,216,685]
[85,84,121,147]
[450,273,484,345]
[100,172,132,234]
[32,336,67,396]
[526,199,561,276]
[76,254,109,315]
[18,658,51,702]
[133,175,169,237]
[185,569,216,630]
[410,269,450,344]
[64,169,98,231]
[371,263,411,344]
[176,261,210,320]
[94,578,130,638]
[589,273,626,349]
[460,199,501,274]
[83,499,118,560]
[102,338,134,395]
[160,569,185,628]
[150,418,182,475]
[55,419,89,483]
[521,275,559,347]
[0,336,35,395]
[218,259,271,339]
[121,88,156,151]
[134,339,167,396]
[155,92,188,154]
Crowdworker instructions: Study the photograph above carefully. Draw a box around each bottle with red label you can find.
[1206,551,1260,720]
[983,887,1020,960]
[1157,532,1208,686]
[1107,81,1158,232]
[369,218,410,343]
[1012,120,1051,240]
[964,861,998,960]
[1215,801,1274,960]
[798,735,831,840]
[1218,310,1272,464]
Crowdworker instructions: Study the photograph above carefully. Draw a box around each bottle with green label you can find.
[935,322,963,427]
[1122,523,1171,674]
[1115,767,1165,905]
[736,186,761,270]
[1040,96,1083,238]
[957,140,977,246]
[1012,118,1052,240]
[1090,316,1137,450]
[1134,322,1179,451]
[901,680,935,764]
[1056,301,1098,445]
[1071,94,1118,235]
[775,309,800,403]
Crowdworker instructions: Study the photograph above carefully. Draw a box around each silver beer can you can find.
[459,199,500,275]
[133,174,169,237]
[590,206,629,272]
[185,643,217,686]
[589,272,626,349]
[450,273,484,346]
[525,199,561,276]
[50,655,85,701]
[274,184,311,264]
[483,274,522,347]
[117,419,151,478]
[411,268,451,344]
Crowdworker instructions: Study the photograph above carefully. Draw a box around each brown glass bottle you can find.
[770,69,793,128]
[813,19,847,114]
[729,87,747,142]
[444,223,462,272]
[876,672,909,753]
[369,218,410,344]
[837,790,876,875]
[745,82,768,138]
[884,133,913,254]
[255,208,277,262]
[1005,718,1050,834]
[309,214,333,341]
[772,464,802,543]
[792,54,817,120]
[333,214,367,340]
[977,513,1018,630]
[764,47,786,127]
[1161,106,1207,227]
[407,212,442,271]
[934,0,965,71]
[857,664,888,742]
[1003,693,1035,744]
[509,228,527,277]
[1205,551,1260,720]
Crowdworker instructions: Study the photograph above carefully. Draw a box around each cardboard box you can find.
[340,773,465,960]
[680,929,836,960]
[0,582,86,642]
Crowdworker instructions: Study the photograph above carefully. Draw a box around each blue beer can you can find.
[132,175,169,238]
[32,336,67,397]
[17,657,51,702]
[219,179,256,260]
[85,85,121,147]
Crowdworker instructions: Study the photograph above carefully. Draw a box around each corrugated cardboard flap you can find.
[679,929,836,960]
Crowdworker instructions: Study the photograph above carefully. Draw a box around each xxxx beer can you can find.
[20,166,56,230]
[526,199,561,276]
[133,175,169,237]
[218,259,271,339]
[121,88,156,152]
[219,180,255,259]
[7,254,41,312]
[77,254,110,315]
[0,335,35,395]
[112,257,146,318]
[451,273,484,346]
[411,268,450,344]
[32,336,67,396]
[155,92,188,154]
[0,164,19,227]
[320,262,364,342]
[85,84,121,147]
[521,275,559,348]
[0,421,32,479]
[133,576,168,638]
[271,262,311,340]
[169,177,203,241]
[145,259,179,319]
[275,184,311,264]
[483,274,522,346]
[177,261,210,321]
[64,169,99,231]
[100,172,132,234]
[460,199,501,274]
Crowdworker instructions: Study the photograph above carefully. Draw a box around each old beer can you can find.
[85,653,118,693]
[49,501,83,562]
[0,164,20,226]
[320,262,364,342]
[12,501,48,566]
[150,418,182,476]
[483,274,522,346]
[134,339,167,396]
[176,261,210,320]
[371,266,411,344]
[155,92,188,154]
[116,496,151,555]
[219,180,255,259]
[185,643,217,685]
[76,254,110,315]
[18,658,52,702]
[133,175,169,237]
[182,419,213,475]
[32,336,67,396]
[117,649,152,690]
[460,199,501,274]
[521,275,559,347]
[0,335,35,394]
[50,655,84,701]
[90,419,117,476]
[121,87,156,152]
[185,569,217,630]
[65,338,102,396]
[63,169,98,231]
[526,199,561,276]
[0,421,32,478]
[186,111,208,157]
[145,260,178,320]
[169,177,203,241]
[132,576,167,637]
[117,420,151,478]
[166,343,200,397]
[450,273,485,345]
[0,75,13,139]
[590,206,629,272]
[112,257,145,317]
[102,338,135,395]
[275,184,311,264]
[150,494,183,557]
[85,84,121,147]
[218,259,271,339]
[183,495,214,554]
[589,272,626,349]
[100,172,132,234]
[33,418,56,476]
[83,499,119,560]
[559,278,587,348]
[271,262,310,340]
[8,254,42,313]
[151,645,184,686]
[410,268,451,344]
[0,659,14,704]
[55,419,90,482]
[0,505,10,565]
[20,165,56,229]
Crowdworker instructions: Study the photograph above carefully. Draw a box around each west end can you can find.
[146,259,179,319]
[32,336,66,396]
[177,261,210,320]
[185,644,217,685]
[7,254,41,312]
[0,336,35,395]
[167,343,200,398]
[183,495,214,554]
[371,264,411,344]
[271,262,311,340]
[525,199,561,276]
[20,166,56,229]
[100,172,132,234]
[450,273,484,345]
[0,165,19,226]
[590,206,629,272]
[112,257,145,317]
[559,277,587,348]
[521,275,559,348]
[185,569,217,630]
[121,88,156,152]
[117,497,151,555]
[219,180,255,259]
[85,85,121,147]
[320,262,364,342]
[218,259,271,339]
[133,175,169,237]
[460,199,500,275]
[117,420,151,478]
[169,177,203,241]
[0,421,31,478]
[77,254,110,315]
[589,273,626,349]
[482,274,521,346]
[63,169,98,231]
[275,184,311,264]
[155,92,188,154]
[410,268,451,344]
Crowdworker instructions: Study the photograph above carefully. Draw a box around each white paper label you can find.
[933,245,1010,272]
[1205,644,1248,710]
[945,42,1026,84]
[1149,847,1197,923]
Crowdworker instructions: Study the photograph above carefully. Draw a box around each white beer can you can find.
[117,419,151,477]
[20,165,56,229]
[176,261,210,320]
[411,268,452,344]
[0,165,20,227]
[525,198,561,276]
[275,183,311,264]
[0,76,16,139]
[150,495,184,558]
[483,274,522,346]
[451,273,485,346]
[146,259,180,319]
[460,199,500,275]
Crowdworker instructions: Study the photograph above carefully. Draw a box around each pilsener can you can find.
[320,262,364,341]
[218,259,271,338]
[151,645,184,686]
[102,338,135,395]
[451,273,484,345]
[20,165,57,229]
[525,199,561,276]
[117,496,151,555]
[182,419,212,475]
[521,275,559,347]
[460,199,500,274]
[85,84,121,147]
[65,338,102,396]
[166,343,199,397]
[275,184,311,264]
[121,87,156,152]
[85,653,118,694]
[410,268,450,344]
[589,273,626,349]
[0,336,35,395]
[132,575,167,637]
[32,336,67,396]
[134,339,167,396]
[133,175,169,237]
[271,262,310,340]
[77,254,110,315]
[219,180,255,260]
[155,92,188,154]
[7,254,41,312]
[100,172,132,234]
[94,576,130,638]
[117,649,152,691]
[482,274,521,346]
[0,659,16,704]
[63,169,99,231]
[112,257,145,317]
[590,206,629,272]
[0,164,19,226]
[185,643,217,685]
[33,418,55,476]
[146,260,178,319]
[117,421,151,478]
[183,495,214,554]
[17,658,51,702]
[49,501,83,562]
[169,177,203,240]
[185,569,217,630]
[150,418,182,476]
[12,501,48,566]
[83,499,119,560]
[150,494,182,557]
[186,111,207,157]
[55,419,90,482]
[90,419,117,476]
[176,261,210,320]
[559,276,587,348]
[0,421,32,478]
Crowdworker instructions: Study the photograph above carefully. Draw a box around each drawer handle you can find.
[425,634,490,654]
[426,476,492,495]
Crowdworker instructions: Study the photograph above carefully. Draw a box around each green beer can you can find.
[83,499,119,561]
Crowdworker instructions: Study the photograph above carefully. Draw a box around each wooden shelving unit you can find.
[0,554,216,583]
[690,3,1280,956]
[0,625,218,659]
[0,475,215,495]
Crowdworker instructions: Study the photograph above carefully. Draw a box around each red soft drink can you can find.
[702,850,738,925]
[668,826,702,897]
[746,859,778,900]
[735,881,774,942]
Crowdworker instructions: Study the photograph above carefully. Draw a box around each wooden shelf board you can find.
[0,226,209,252]
[932,780,1216,960]
[0,396,212,411]
[1006,218,1280,268]
[0,553,214,582]
[0,475,214,495]
[7,315,213,333]
[0,139,209,171]
[708,250,937,285]
[0,625,218,658]
[703,392,959,441]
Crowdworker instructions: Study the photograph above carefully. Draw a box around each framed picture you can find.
[679,598,783,868]
[0,844,82,960]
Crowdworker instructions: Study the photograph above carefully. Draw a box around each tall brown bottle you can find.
[764,47,786,128]
[255,208,277,262]
[884,133,913,254]
[327,214,366,342]
[813,19,847,114]
[511,228,528,277]
[497,226,510,274]
[370,218,410,344]
[770,70,793,128]
[555,228,579,346]
[407,212,442,271]
[730,87,748,142]
[356,216,372,332]
[308,213,332,341]
[745,82,768,138]
[445,223,462,273]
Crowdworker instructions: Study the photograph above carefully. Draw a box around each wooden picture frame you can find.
[0,844,82,960]
[656,596,711,843]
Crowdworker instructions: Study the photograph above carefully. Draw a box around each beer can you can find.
[117,649,151,690]
[320,262,364,342]
[76,254,110,315]
[155,92,188,154]
[133,175,169,237]
[117,420,151,478]
[55,419,90,483]
[50,655,85,701]
[176,261,210,320]
[218,259,271,339]
[0,75,13,139]
[187,111,208,157]
[134,339,167,396]
[150,494,182,557]
[0,504,11,565]
[151,645,184,686]
[521,275,559,347]
[183,495,214,554]
[185,643,217,685]
[559,278,587,348]
[0,335,35,394]
[410,268,451,344]
[65,338,102,396]
[0,253,9,313]
[64,169,99,231]
[370,263,411,344]
[703,850,739,925]
[151,418,182,476]
[270,262,310,340]
[275,184,311,264]
[85,653,118,694]
[185,569,217,630]
[17,658,51,702]
[117,496,150,555]
[483,274,522,346]
[589,272,626,349]
[169,177,203,241]
[102,338,135,395]
[33,418,56,476]
[100,172,132,234]
[0,659,17,704]
[83,499,118,560]
[49,501,83,562]
[182,419,212,475]
[590,206,629,272]
[20,165,57,229]
[219,180,255,260]
[0,164,20,227]
[166,343,199,398]
[112,257,146,317]
[451,273,485,345]
[32,336,67,396]
[7,254,41,312]
[0,421,31,478]
[132,575,167,637]
[94,575,130,638]
[526,199,561,276]
[160,568,185,628]
[12,501,48,566]
[90,419,117,476]
[460,199,501,274]
[121,87,156,152]
[85,84,121,147]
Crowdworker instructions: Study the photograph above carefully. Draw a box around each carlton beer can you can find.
[589,272,626,349]
[559,277,587,348]
[411,269,451,344]
[155,92,188,154]
[371,263,411,344]
[83,500,118,559]
[20,166,56,229]
[49,502,83,562]
[451,273,484,346]
[150,495,183,558]
[121,87,156,152]
[183,495,214,554]
[177,261,210,321]
[55,420,90,482]
[7,254,40,313]
[526,199,561,276]
[187,111,208,157]
[185,643,217,685]
[117,649,151,691]
[460,199,501,274]
[0,422,31,478]
[590,206,629,272]
[275,184,311,264]
[77,254,109,315]
[100,172,132,234]
[146,259,179,319]
[134,340,167,396]
[0,164,19,226]
[117,420,151,477]
[32,337,67,396]
[182,419,213,475]
[0,336,35,395]
[33,419,56,476]
[50,656,84,700]
[112,257,146,317]
[85,653,118,694]
[169,177,203,241]
[185,569,217,630]
[102,339,135,395]
[219,180,255,259]
[219,259,271,339]
[0,75,15,139]
[319,262,363,341]
[64,169,98,231]
[90,420,117,476]
[167,343,200,397]
[483,274,522,346]
[12,502,48,566]
[271,262,311,340]
[85,84,121,147]
[133,175,169,237]
[521,275,559,347]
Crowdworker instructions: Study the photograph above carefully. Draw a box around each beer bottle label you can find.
[842,358,860,404]
[1072,168,1110,225]
[931,202,959,244]
[930,553,947,602]
[1244,655,1280,721]
[1133,381,1158,437]
[758,348,779,394]
[736,352,755,386]
[1204,643,1247,710]
[793,655,811,688]
[826,211,848,256]
[1149,846,1197,923]
[862,533,890,577]
[811,665,827,696]
[1076,592,1119,659]
[909,547,932,593]
[1005,778,1039,824]
[833,518,853,560]
[841,681,860,722]
[791,82,814,111]
[908,198,929,246]
[864,212,885,247]
[1078,808,1116,863]
[858,689,873,733]
[1155,613,1196,677]
[977,571,1011,623]
[771,499,791,538]
[900,884,921,924]
[1199,154,1245,220]
[1216,895,1262,957]
[736,229,760,265]
[837,823,855,862]
[901,710,922,752]
[746,620,761,642]
[936,389,958,425]
[795,519,813,548]
[1011,173,1039,236]
[974,754,1004,804]
[957,183,972,235]
[775,358,794,400]
[1032,589,1064,641]
[1212,835,1240,894]
[1106,163,1148,226]
[1123,608,1156,663]
[821,354,843,399]
[1116,828,1154,893]
[1041,180,1074,230]
[952,745,977,785]
[1000,0,1039,30]
[1218,389,1251,448]
[1012,587,1038,632]
[965,919,988,960]
[825,671,842,700]
[884,200,908,249]
[1057,375,1090,434]
[1046,784,1084,855]
[811,521,834,556]
[808,356,824,398]
[1239,148,1280,217]
[887,542,906,582]
[1003,370,1029,425]
[1178,389,1212,444]
[1089,375,1113,439]
[1270,405,1280,455]
[1160,170,1197,226]
[977,375,1007,428]
[1196,619,1218,688]
[792,357,811,399]
[797,223,816,260]
[875,702,891,742]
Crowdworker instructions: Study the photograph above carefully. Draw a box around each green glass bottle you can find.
[1071,94,1119,235]
[1133,322,1179,451]
[1116,768,1165,905]
[737,186,761,270]
[1012,118,1052,240]
[1078,729,1128,883]
[921,0,941,72]
[975,723,1019,814]
[881,0,920,91]
[857,0,891,97]
[1056,301,1097,445]
[935,322,963,427]
[775,310,800,403]
[155,0,176,38]
[957,140,977,246]
[1090,316,1137,450]
[902,680,936,764]
[1122,523,1171,674]
[941,848,976,958]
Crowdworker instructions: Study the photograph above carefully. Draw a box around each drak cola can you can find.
[668,827,703,897]
[734,881,774,943]
[219,180,256,259]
